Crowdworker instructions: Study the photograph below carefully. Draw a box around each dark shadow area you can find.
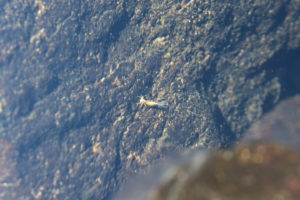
[212,105,237,149]
[244,46,300,114]
[263,47,300,112]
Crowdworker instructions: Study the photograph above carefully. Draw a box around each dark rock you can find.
[0,0,299,199]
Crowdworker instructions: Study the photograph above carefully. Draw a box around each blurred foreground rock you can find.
[243,95,300,149]
[115,95,300,200]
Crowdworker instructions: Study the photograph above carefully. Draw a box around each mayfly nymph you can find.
[138,96,168,108]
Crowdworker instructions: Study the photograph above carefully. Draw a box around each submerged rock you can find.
[0,0,299,199]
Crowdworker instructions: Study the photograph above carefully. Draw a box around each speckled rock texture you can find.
[0,0,299,199]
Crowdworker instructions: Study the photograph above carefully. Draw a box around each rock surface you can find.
[0,0,299,199]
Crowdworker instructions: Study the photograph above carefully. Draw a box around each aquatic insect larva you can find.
[138,96,168,108]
